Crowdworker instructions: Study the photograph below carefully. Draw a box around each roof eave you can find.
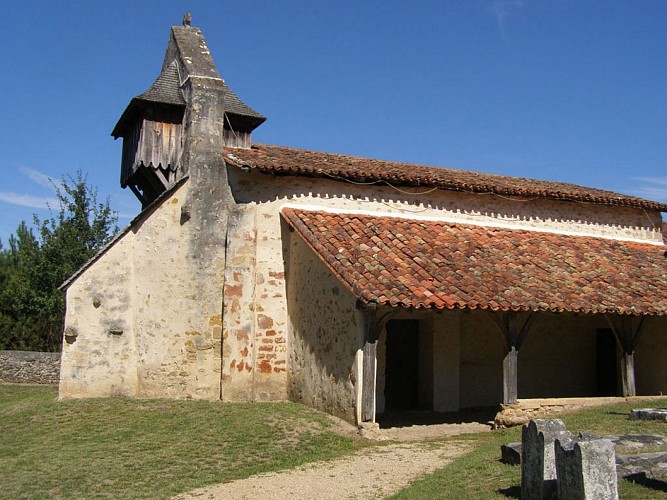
[226,151,667,213]
[111,98,186,138]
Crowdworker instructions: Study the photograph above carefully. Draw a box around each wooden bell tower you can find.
[112,61,185,207]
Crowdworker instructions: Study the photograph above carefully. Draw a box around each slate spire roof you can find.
[166,25,265,124]
[282,207,667,316]
[135,61,186,106]
[112,24,265,138]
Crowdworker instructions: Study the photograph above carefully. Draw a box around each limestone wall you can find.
[0,350,60,384]
[60,181,223,401]
[286,232,365,423]
[228,166,663,245]
[220,206,289,402]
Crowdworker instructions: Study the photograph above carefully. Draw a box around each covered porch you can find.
[281,207,667,425]
[359,307,666,425]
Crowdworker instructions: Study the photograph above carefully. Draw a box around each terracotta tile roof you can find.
[225,144,667,212]
[281,208,667,316]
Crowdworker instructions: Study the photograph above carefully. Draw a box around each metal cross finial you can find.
[183,13,192,26]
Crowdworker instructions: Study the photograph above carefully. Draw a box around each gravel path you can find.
[173,440,472,500]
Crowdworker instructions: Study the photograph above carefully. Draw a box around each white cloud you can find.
[0,192,59,210]
[0,166,60,210]
[633,176,667,187]
[631,177,667,203]
[633,187,667,202]
[18,165,56,190]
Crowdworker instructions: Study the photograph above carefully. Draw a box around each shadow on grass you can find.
[497,485,520,498]
[624,473,667,493]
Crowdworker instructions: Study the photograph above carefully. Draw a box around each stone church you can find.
[59,21,667,425]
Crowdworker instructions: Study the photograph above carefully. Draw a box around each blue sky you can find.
[1,1,666,244]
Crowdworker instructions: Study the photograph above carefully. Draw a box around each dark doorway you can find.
[596,328,618,396]
[385,320,419,410]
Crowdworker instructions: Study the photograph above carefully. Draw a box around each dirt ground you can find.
[173,412,492,500]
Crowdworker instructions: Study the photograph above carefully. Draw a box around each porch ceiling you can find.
[281,207,667,316]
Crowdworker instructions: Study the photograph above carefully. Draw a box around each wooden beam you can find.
[128,183,147,206]
[488,311,534,405]
[604,315,646,397]
[621,352,636,398]
[153,167,172,190]
[503,346,519,404]
[141,165,166,194]
[362,340,377,422]
[361,309,378,422]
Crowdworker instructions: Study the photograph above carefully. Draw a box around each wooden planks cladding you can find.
[121,118,182,187]
[223,127,252,149]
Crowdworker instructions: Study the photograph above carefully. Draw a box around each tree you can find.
[0,171,118,351]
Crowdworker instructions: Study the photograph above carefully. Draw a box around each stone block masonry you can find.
[0,350,61,384]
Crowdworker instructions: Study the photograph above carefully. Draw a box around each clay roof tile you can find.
[282,207,667,316]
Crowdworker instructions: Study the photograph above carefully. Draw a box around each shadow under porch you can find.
[361,308,667,426]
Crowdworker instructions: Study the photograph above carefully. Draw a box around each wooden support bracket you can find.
[604,314,646,397]
[488,311,534,405]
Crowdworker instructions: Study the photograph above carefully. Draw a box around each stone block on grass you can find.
[501,442,522,465]
[630,408,667,422]
[555,437,618,500]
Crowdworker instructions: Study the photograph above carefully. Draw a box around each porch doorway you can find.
[596,328,618,396]
[385,319,420,410]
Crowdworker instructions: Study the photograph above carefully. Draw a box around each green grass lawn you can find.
[0,384,362,499]
[391,399,667,500]
[3,385,666,499]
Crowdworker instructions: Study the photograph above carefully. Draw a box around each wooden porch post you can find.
[621,353,636,397]
[503,345,519,404]
[489,312,534,405]
[361,305,378,422]
[605,315,645,397]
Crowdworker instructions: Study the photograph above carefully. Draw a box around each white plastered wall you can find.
[60,182,223,400]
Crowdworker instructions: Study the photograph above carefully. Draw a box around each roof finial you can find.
[183,12,192,27]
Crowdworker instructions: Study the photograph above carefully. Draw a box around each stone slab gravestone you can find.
[521,419,571,499]
[554,437,618,500]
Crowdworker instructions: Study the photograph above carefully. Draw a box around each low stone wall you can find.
[0,350,61,384]
[494,396,667,429]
